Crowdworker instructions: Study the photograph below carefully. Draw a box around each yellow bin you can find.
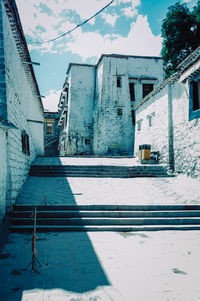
[141,144,151,160]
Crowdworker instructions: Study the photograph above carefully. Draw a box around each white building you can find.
[58,54,163,156]
[0,0,44,221]
[134,45,200,178]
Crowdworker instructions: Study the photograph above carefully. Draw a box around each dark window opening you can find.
[143,84,153,98]
[117,108,123,116]
[129,82,135,101]
[85,138,91,145]
[117,76,121,88]
[46,123,54,135]
[191,81,200,111]
[22,131,30,156]
[131,110,135,125]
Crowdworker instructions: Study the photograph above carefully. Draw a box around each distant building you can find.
[134,45,200,178]
[58,54,163,156]
[0,0,44,221]
[44,112,59,156]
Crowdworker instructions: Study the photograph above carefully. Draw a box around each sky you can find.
[15,0,198,111]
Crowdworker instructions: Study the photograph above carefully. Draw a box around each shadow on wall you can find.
[0,157,110,300]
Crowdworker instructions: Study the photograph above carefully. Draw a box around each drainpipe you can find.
[168,83,175,172]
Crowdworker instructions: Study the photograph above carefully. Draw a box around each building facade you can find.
[58,54,163,156]
[44,112,59,156]
[134,45,200,178]
[0,0,44,221]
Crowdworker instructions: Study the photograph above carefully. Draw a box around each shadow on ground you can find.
[0,157,110,300]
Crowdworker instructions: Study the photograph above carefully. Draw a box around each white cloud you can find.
[101,12,118,26]
[42,89,61,112]
[16,0,161,59]
[66,15,162,60]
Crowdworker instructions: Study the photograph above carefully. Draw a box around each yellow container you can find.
[141,144,151,160]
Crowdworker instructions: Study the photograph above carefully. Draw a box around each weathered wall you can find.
[3,2,44,208]
[0,128,7,220]
[93,55,163,155]
[93,56,134,155]
[65,65,95,155]
[135,85,169,163]
[135,71,200,178]
[172,80,200,177]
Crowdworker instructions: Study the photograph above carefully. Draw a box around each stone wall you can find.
[65,64,95,155]
[172,80,200,177]
[0,128,7,220]
[134,69,200,178]
[135,85,169,163]
[93,56,134,155]
[2,1,44,208]
[93,55,164,156]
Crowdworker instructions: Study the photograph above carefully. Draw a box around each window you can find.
[191,81,200,111]
[131,110,135,125]
[21,131,30,155]
[46,123,53,135]
[189,78,200,120]
[129,82,135,101]
[143,84,154,98]
[117,108,123,116]
[85,138,91,145]
[117,76,121,88]
[137,119,142,131]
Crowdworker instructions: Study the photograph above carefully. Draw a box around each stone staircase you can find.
[29,164,170,178]
[10,204,200,232]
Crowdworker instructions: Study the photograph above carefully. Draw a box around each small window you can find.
[143,84,153,98]
[137,120,142,131]
[85,138,91,145]
[129,82,135,101]
[117,108,123,116]
[191,81,200,111]
[117,76,121,88]
[131,110,135,125]
[21,131,30,156]
[46,123,53,135]
[148,115,152,126]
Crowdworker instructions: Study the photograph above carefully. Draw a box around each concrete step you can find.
[11,217,200,226]
[13,204,200,211]
[10,204,200,232]
[29,164,169,178]
[10,224,200,232]
[12,210,200,218]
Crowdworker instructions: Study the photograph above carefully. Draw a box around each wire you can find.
[28,0,115,45]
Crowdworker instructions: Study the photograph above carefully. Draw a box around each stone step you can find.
[12,210,200,218]
[29,165,169,178]
[11,217,200,226]
[13,204,200,211]
[11,204,200,232]
[10,224,200,233]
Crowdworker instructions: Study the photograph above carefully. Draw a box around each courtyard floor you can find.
[1,157,200,300]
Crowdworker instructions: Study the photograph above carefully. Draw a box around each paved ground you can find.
[1,231,200,300]
[1,157,200,300]
[17,174,200,206]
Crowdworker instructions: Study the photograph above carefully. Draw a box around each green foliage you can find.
[161,1,200,78]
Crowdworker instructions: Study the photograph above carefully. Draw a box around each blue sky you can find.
[15,0,198,111]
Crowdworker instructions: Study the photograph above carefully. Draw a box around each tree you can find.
[192,0,200,49]
[161,1,200,78]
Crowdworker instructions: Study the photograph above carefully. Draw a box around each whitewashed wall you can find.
[0,128,7,220]
[65,64,95,155]
[135,85,169,163]
[2,2,44,208]
[93,55,163,155]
